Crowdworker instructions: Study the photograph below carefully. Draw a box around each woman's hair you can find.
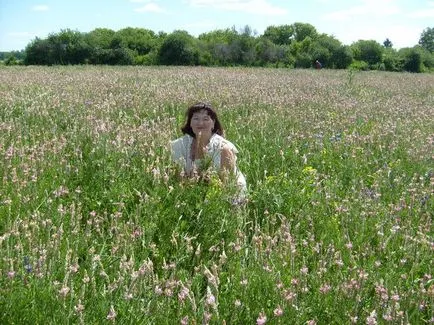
[181,102,224,137]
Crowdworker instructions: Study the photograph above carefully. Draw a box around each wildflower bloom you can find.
[74,300,85,314]
[307,320,317,325]
[59,286,70,297]
[256,312,267,325]
[154,285,163,295]
[206,293,216,306]
[180,316,188,325]
[366,310,377,325]
[178,286,190,302]
[273,306,283,317]
[107,305,117,321]
[319,283,332,294]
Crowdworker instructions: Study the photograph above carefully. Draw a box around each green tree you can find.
[229,27,257,65]
[262,25,294,45]
[4,55,18,65]
[24,37,55,65]
[255,38,282,65]
[351,40,384,66]
[416,46,434,70]
[418,27,434,52]
[158,30,199,65]
[331,45,353,69]
[292,37,314,68]
[198,28,239,65]
[397,46,434,72]
[382,47,401,71]
[383,38,393,48]
[199,28,238,44]
[310,34,344,68]
[110,27,157,55]
[86,28,115,49]
[54,29,90,64]
[291,22,318,42]
[400,47,422,72]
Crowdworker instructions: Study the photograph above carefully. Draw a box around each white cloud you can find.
[32,5,49,11]
[188,0,287,16]
[323,0,401,21]
[134,3,166,13]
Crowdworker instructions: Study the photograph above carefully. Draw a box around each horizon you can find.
[1,0,433,52]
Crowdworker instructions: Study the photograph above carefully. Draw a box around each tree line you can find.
[2,23,433,72]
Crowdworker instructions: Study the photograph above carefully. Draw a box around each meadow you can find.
[0,66,433,324]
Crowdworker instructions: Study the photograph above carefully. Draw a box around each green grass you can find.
[0,66,433,324]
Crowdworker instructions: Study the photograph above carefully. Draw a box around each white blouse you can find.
[171,134,247,193]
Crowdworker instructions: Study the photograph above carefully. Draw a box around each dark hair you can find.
[181,102,224,137]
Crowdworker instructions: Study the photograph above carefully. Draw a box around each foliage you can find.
[3,55,22,66]
[24,37,54,65]
[383,38,393,48]
[111,28,158,56]
[418,27,434,53]
[382,48,401,71]
[291,22,318,42]
[331,45,353,69]
[198,28,239,66]
[351,40,384,66]
[158,30,200,65]
[414,45,434,70]
[349,60,369,71]
[399,47,423,73]
[0,50,25,62]
[85,28,116,50]
[262,24,294,45]
[18,24,434,72]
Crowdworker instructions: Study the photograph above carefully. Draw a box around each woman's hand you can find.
[195,131,211,159]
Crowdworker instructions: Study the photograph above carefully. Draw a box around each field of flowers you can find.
[0,66,433,324]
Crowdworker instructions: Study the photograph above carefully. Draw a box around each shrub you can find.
[349,60,369,71]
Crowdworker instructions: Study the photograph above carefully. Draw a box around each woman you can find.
[171,102,247,196]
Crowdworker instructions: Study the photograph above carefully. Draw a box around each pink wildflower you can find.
[273,306,283,317]
[180,316,189,325]
[59,286,70,297]
[206,293,216,306]
[307,320,317,325]
[319,283,331,294]
[256,312,267,325]
[366,310,377,325]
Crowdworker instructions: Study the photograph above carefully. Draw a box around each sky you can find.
[0,0,433,51]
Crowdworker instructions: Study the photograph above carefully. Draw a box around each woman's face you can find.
[190,109,215,136]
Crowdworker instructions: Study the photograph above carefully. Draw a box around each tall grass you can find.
[0,66,433,324]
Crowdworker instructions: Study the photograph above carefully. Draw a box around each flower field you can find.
[0,66,433,324]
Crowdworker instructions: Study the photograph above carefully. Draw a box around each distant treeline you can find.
[2,24,433,72]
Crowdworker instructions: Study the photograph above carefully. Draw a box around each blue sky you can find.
[0,0,433,51]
